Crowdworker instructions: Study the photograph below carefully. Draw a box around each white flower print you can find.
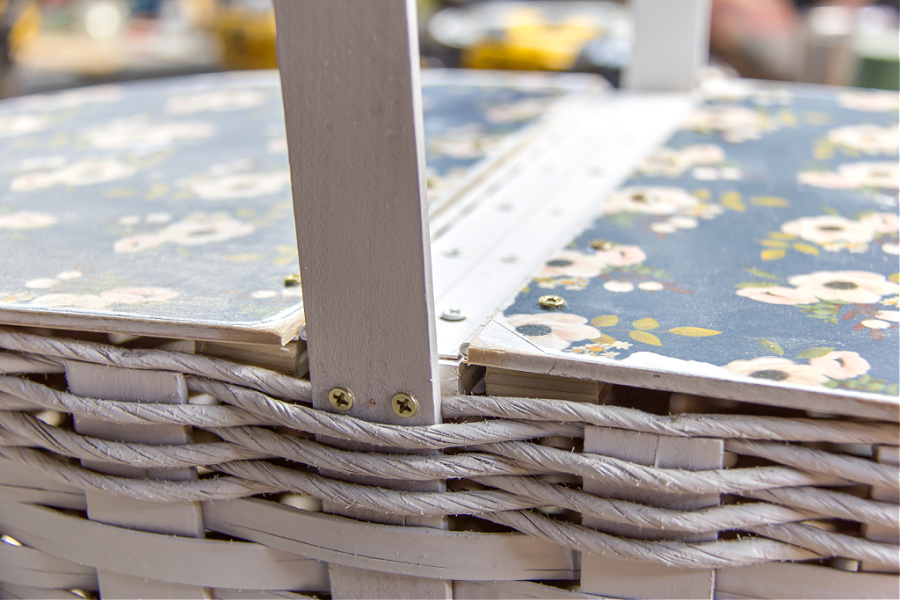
[603,187,699,216]
[82,117,214,150]
[684,105,773,142]
[166,89,267,115]
[504,313,602,351]
[724,357,828,387]
[189,171,290,201]
[10,158,137,192]
[787,271,899,304]
[827,124,899,155]
[0,212,58,230]
[0,114,48,138]
[781,215,874,246]
[798,162,899,190]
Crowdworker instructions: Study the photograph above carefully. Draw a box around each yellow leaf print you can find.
[632,318,659,330]
[223,253,265,263]
[591,334,618,345]
[760,239,788,248]
[778,109,797,127]
[792,242,820,255]
[813,140,834,160]
[721,191,745,212]
[889,273,899,283]
[669,327,722,337]
[591,315,619,327]
[751,196,790,207]
[629,330,662,346]
[103,188,137,198]
[769,232,797,240]
[761,249,786,261]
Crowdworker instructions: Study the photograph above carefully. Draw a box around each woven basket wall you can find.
[0,325,897,599]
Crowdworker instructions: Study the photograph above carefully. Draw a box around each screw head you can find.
[589,239,616,251]
[283,273,302,287]
[391,392,418,418]
[328,387,354,411]
[440,308,466,322]
[538,294,566,310]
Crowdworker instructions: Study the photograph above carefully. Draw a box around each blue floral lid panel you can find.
[490,83,899,403]
[0,70,590,343]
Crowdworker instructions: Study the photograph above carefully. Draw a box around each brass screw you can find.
[391,392,418,418]
[589,239,616,251]
[283,273,301,287]
[328,387,354,411]
[538,295,566,310]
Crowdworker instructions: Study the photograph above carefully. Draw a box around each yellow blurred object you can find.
[5,0,41,57]
[463,7,599,71]
[215,2,277,70]
[185,0,218,30]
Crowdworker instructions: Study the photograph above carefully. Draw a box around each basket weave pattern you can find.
[0,327,898,596]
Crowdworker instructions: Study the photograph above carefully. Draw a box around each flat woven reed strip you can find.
[1,446,896,570]
[2,411,896,529]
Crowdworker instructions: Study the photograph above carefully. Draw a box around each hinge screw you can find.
[328,387,354,411]
[440,308,466,322]
[589,239,616,251]
[391,392,418,418]
[283,273,302,287]
[538,295,566,310]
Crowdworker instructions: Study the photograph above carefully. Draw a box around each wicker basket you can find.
[1,1,898,599]
[0,325,898,599]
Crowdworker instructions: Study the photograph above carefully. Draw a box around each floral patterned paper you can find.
[0,70,583,339]
[502,83,899,398]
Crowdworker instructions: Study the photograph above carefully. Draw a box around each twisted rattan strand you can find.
[726,439,898,488]
[2,445,895,569]
[0,328,311,402]
[3,410,896,529]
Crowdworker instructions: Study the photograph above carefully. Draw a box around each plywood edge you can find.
[0,306,304,346]
[468,320,900,422]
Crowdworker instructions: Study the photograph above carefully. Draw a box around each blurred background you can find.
[0,0,897,98]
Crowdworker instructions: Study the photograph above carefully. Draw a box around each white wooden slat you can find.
[273,1,447,597]
[274,0,439,425]
[432,93,696,359]
[625,0,711,91]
